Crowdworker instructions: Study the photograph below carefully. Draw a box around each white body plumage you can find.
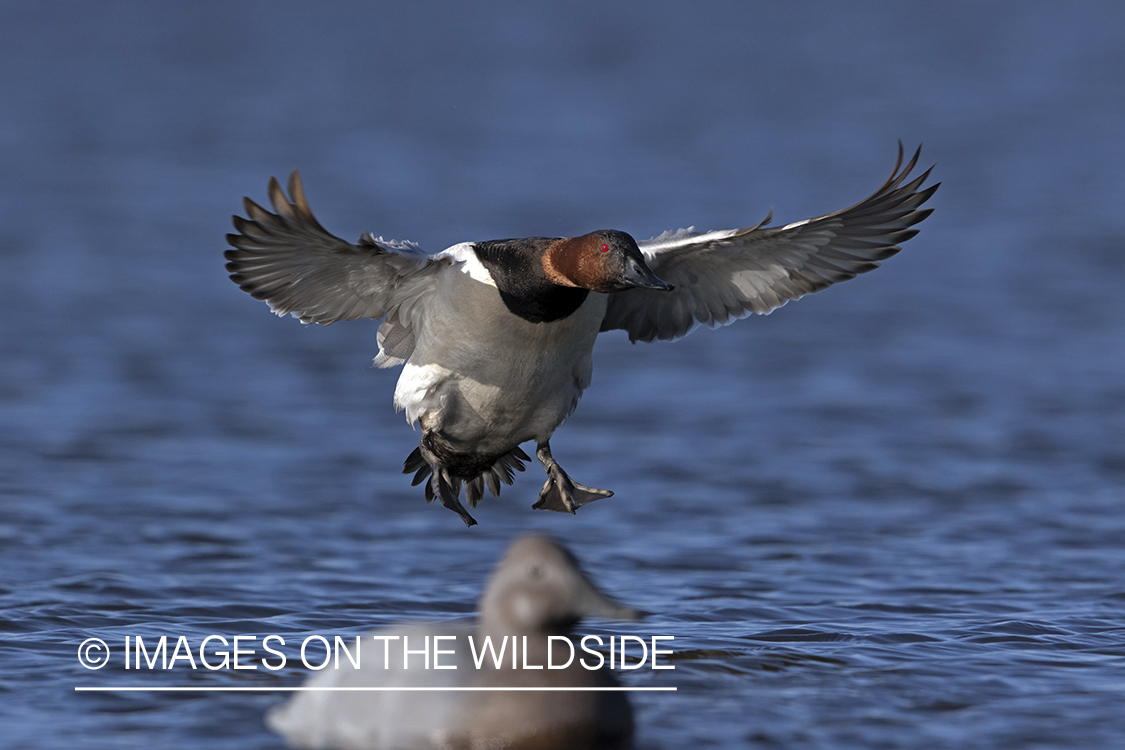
[393,262,607,456]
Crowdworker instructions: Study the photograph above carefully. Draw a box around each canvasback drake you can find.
[265,534,640,750]
[226,143,937,526]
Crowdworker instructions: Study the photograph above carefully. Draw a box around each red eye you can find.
[600,243,609,253]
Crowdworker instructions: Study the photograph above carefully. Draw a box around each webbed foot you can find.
[404,440,535,526]
[408,441,477,527]
[532,442,613,514]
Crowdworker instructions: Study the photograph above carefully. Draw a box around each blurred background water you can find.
[2,1,1124,748]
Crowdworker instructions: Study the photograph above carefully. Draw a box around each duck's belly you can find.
[393,276,607,456]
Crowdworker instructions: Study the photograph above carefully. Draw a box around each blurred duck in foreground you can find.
[267,535,641,750]
[227,144,937,525]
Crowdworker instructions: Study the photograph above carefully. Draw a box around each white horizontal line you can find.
[75,686,676,692]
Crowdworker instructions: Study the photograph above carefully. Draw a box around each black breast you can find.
[472,238,590,324]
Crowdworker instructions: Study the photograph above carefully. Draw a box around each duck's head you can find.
[479,535,641,637]
[543,230,674,294]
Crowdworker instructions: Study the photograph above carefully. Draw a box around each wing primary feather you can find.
[267,176,299,224]
[226,173,441,328]
[603,142,938,342]
[286,170,331,234]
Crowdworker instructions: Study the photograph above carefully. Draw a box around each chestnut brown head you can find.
[543,230,674,294]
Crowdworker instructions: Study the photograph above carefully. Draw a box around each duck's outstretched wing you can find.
[225,171,448,327]
[601,143,938,343]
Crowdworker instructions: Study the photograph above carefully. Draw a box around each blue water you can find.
[2,2,1124,748]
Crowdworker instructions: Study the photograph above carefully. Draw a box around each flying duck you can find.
[226,143,937,526]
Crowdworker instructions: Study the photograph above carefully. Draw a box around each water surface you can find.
[2,2,1124,748]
